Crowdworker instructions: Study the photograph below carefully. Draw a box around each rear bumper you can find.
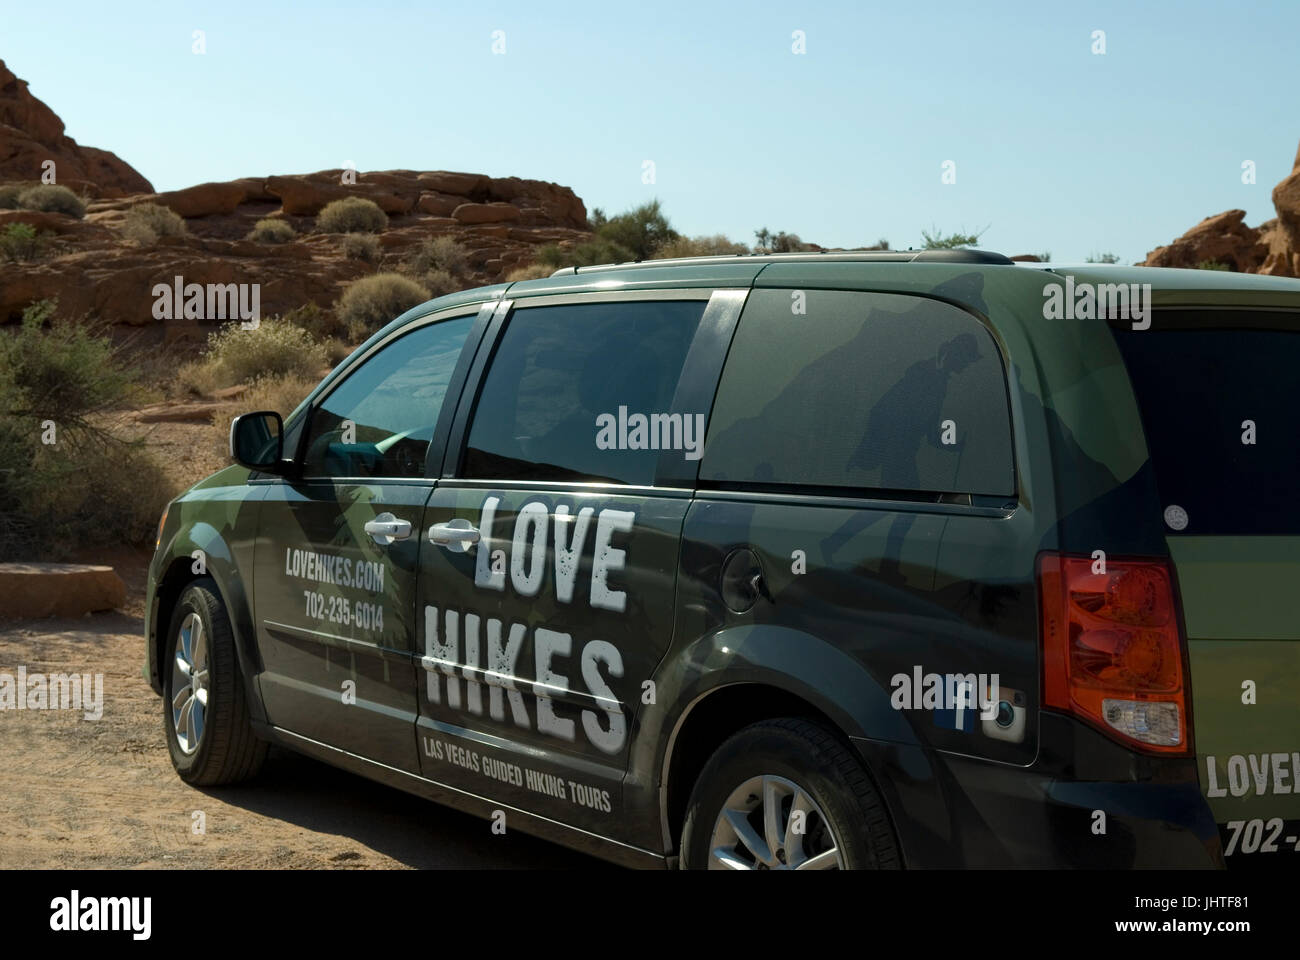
[853,712,1224,868]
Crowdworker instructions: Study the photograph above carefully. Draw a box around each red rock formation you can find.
[0,59,153,197]
[0,63,593,333]
[1143,140,1300,276]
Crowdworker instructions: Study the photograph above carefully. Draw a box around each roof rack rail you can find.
[548,248,1013,277]
[908,249,1014,265]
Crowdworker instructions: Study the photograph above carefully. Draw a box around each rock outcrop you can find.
[0,62,592,334]
[0,59,153,197]
[0,563,126,618]
[0,177,590,329]
[1143,140,1300,276]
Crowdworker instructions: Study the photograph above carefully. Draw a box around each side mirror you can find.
[229,411,284,471]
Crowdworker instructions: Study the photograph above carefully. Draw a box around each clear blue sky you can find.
[5,0,1297,262]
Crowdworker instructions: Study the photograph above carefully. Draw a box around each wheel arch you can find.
[150,540,265,724]
[659,681,902,862]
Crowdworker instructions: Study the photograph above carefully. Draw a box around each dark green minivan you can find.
[145,251,1300,868]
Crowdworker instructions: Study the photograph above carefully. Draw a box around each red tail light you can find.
[1038,553,1189,755]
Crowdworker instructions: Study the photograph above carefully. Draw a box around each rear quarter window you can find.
[701,289,1015,498]
[1111,313,1300,535]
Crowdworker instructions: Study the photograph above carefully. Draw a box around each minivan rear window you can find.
[700,290,1015,498]
[1112,314,1300,536]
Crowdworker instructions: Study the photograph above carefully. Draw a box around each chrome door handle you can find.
[427,519,480,553]
[364,513,412,545]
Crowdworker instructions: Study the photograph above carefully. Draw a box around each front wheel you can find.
[681,718,900,870]
[163,579,267,785]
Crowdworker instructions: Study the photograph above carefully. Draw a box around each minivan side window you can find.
[462,300,706,485]
[701,290,1015,497]
[301,314,474,479]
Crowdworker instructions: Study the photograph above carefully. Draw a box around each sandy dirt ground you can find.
[0,416,604,870]
[0,602,604,870]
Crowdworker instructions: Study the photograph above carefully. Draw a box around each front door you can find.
[253,310,479,771]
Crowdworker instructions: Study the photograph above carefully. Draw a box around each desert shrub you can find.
[121,202,188,244]
[185,318,327,390]
[0,183,30,209]
[595,199,678,259]
[335,272,430,341]
[1195,259,1231,271]
[0,299,167,559]
[209,373,319,461]
[654,234,750,259]
[341,232,381,262]
[19,438,171,559]
[504,262,554,282]
[282,301,348,342]
[323,338,353,365]
[405,236,469,277]
[247,218,296,244]
[0,222,49,262]
[317,197,388,234]
[920,226,987,250]
[0,300,137,424]
[754,228,811,253]
[534,237,634,269]
[536,199,679,266]
[173,358,223,398]
[422,267,459,297]
[1085,251,1121,264]
[17,184,86,218]
[400,237,469,296]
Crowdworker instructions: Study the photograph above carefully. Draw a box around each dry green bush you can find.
[282,302,349,343]
[0,223,50,262]
[342,233,381,262]
[654,234,750,259]
[422,267,458,297]
[534,237,633,269]
[209,373,319,462]
[122,203,188,244]
[247,218,296,244]
[18,184,86,218]
[335,272,430,341]
[0,182,32,209]
[179,318,327,393]
[317,197,388,234]
[504,262,554,282]
[405,236,469,276]
[323,338,353,365]
[0,299,168,559]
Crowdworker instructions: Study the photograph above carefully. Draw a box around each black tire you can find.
[681,718,900,870]
[163,579,267,785]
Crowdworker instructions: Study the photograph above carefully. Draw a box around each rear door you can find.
[1112,309,1300,869]
[413,291,725,846]
[252,306,485,771]
[691,287,1034,764]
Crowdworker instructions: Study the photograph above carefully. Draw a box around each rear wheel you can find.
[163,579,267,785]
[681,718,900,870]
